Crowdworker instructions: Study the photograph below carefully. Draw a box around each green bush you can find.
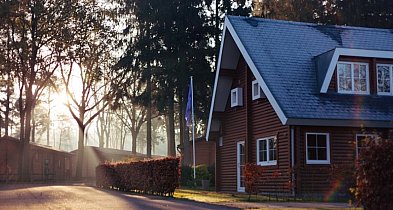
[96,157,180,196]
[354,139,393,209]
[180,164,215,188]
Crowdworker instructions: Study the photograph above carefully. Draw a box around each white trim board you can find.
[320,48,393,93]
[206,22,228,141]
[224,17,287,125]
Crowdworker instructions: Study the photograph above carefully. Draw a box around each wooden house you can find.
[0,136,73,182]
[206,16,393,197]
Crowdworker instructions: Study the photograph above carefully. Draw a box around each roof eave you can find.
[287,117,393,128]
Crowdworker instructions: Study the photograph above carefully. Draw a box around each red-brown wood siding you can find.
[189,140,215,166]
[216,57,247,192]
[0,137,73,181]
[296,126,389,194]
[215,56,290,193]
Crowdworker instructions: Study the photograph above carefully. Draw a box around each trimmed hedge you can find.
[96,157,180,196]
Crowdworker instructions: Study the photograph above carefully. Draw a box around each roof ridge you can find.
[226,15,393,33]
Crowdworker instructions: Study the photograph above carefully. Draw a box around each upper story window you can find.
[377,64,393,95]
[306,133,330,164]
[337,62,369,94]
[252,80,264,100]
[257,136,277,166]
[231,88,243,107]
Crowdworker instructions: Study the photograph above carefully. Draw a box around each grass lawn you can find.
[173,188,360,210]
[174,188,251,203]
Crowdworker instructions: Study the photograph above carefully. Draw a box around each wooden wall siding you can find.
[189,140,215,166]
[216,56,291,193]
[217,57,247,192]
[296,126,389,194]
[248,73,291,193]
[0,137,73,182]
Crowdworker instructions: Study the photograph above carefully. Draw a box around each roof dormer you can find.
[317,48,393,94]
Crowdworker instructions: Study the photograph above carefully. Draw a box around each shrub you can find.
[96,157,180,196]
[244,163,263,200]
[354,139,393,209]
[180,164,215,188]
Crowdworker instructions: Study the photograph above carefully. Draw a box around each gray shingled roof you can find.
[228,16,393,123]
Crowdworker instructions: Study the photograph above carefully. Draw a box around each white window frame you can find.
[376,64,393,96]
[218,136,223,147]
[230,88,243,107]
[355,134,379,158]
[252,80,263,100]
[256,136,277,166]
[337,61,370,94]
[306,133,330,165]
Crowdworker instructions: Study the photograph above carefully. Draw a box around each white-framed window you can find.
[231,88,243,107]
[306,133,330,164]
[377,64,393,95]
[355,134,379,158]
[337,62,369,94]
[252,80,264,100]
[257,136,277,166]
[218,136,223,147]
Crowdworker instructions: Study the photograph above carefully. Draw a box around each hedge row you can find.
[96,157,180,196]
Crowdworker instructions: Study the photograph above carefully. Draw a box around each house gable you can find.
[206,17,288,140]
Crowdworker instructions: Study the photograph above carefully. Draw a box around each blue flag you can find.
[185,79,192,127]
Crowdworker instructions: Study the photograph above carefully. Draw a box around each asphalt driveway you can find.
[0,183,237,210]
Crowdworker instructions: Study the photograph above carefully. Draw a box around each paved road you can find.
[0,184,237,210]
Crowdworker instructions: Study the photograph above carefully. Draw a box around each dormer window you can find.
[377,64,393,95]
[231,88,243,107]
[337,62,369,94]
[252,80,264,100]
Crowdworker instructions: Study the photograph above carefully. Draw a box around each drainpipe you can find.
[290,126,295,196]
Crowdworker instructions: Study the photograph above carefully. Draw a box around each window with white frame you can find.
[356,134,379,158]
[257,136,277,166]
[306,133,330,164]
[377,64,393,95]
[337,62,369,94]
[231,88,243,107]
[252,80,264,100]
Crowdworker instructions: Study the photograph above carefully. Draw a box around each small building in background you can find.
[188,138,216,167]
[0,136,73,182]
[71,146,149,179]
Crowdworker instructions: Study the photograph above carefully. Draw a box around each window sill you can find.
[306,160,330,165]
[257,161,277,166]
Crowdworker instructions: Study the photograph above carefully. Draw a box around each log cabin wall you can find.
[296,126,389,194]
[216,56,291,193]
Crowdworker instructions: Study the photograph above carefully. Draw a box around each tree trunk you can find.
[167,92,176,157]
[4,73,11,137]
[21,85,33,181]
[75,109,85,179]
[131,130,137,154]
[47,88,51,145]
[179,93,190,165]
[31,106,35,143]
[75,126,85,179]
[146,67,152,158]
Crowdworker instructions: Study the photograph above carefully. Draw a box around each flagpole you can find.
[191,76,196,180]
